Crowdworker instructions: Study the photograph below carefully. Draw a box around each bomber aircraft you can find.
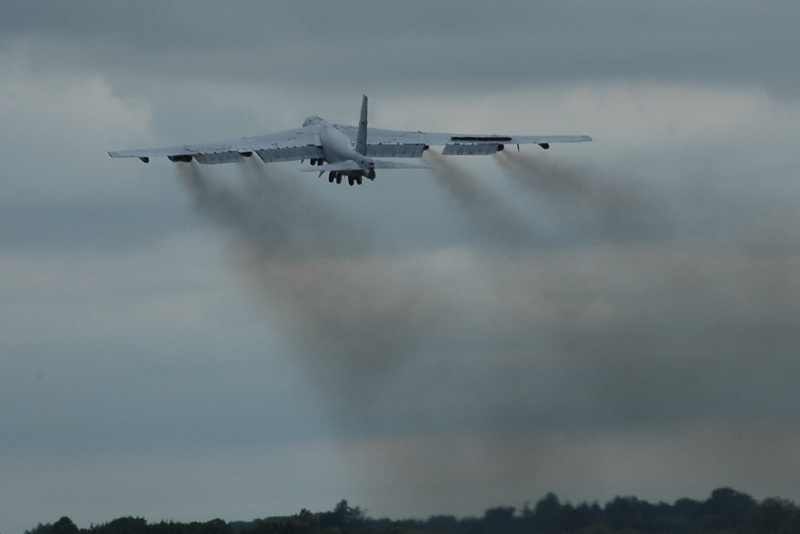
[109,95,591,186]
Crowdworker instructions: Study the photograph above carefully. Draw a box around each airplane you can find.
[109,95,591,186]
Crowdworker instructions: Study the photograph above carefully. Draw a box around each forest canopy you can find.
[26,488,800,534]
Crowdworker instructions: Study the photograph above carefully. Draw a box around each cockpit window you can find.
[302,116,325,127]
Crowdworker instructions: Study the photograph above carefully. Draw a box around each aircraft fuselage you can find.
[300,111,376,184]
[318,122,375,179]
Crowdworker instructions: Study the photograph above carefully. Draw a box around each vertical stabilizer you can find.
[356,94,368,155]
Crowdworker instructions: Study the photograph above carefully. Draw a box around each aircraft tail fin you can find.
[356,94,368,155]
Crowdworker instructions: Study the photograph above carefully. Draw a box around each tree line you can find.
[26,487,800,534]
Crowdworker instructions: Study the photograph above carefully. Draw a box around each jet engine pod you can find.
[443,143,504,155]
[168,154,193,163]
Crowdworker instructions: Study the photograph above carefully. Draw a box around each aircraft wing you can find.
[108,126,324,165]
[337,125,591,156]
[299,160,432,173]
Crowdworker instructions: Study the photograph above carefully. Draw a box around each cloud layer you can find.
[2,3,800,532]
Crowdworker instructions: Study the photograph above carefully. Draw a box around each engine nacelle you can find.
[538,143,550,150]
[168,154,193,163]
[443,143,503,155]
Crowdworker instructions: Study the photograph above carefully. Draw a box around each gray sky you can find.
[3,2,800,532]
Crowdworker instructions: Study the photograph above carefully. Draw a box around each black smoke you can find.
[176,161,441,422]
[176,153,800,513]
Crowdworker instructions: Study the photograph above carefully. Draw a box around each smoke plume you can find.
[495,150,669,240]
[176,161,439,415]
[176,152,800,514]
[423,150,538,246]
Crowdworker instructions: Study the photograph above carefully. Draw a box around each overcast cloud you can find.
[2,2,800,533]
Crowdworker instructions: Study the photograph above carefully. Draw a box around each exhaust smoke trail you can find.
[176,150,800,517]
[176,161,437,413]
[178,159,369,259]
[495,150,668,239]
[422,150,538,246]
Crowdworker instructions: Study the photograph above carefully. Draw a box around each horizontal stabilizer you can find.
[299,160,361,173]
[372,160,432,170]
[300,159,432,173]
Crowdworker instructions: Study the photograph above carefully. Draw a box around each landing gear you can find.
[327,171,364,185]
